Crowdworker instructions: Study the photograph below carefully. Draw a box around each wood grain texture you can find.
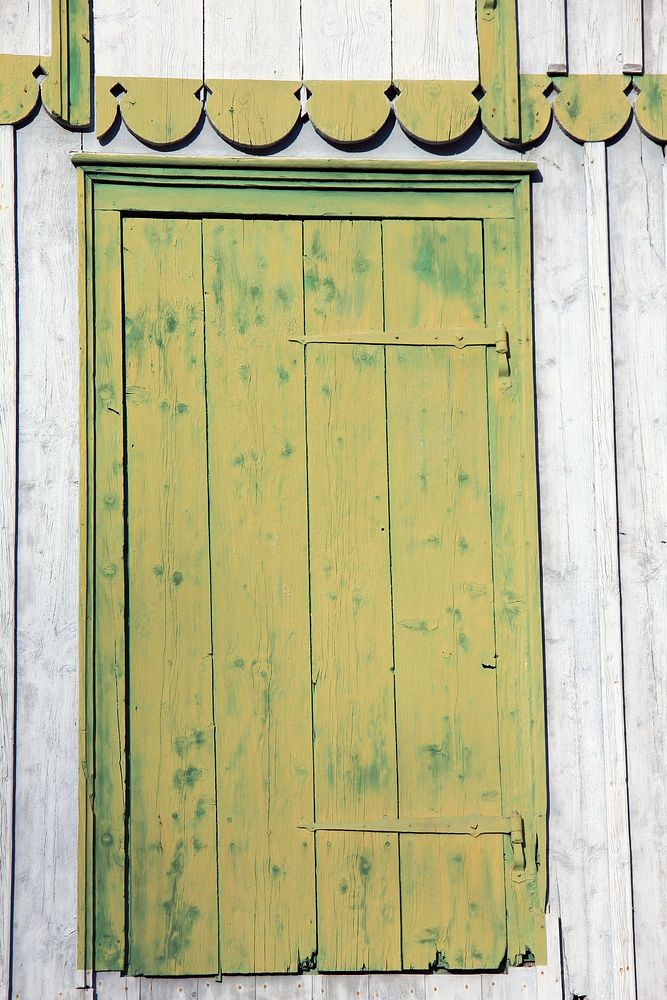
[608,122,667,1000]
[301,0,391,81]
[41,0,91,127]
[13,109,80,999]
[392,0,478,80]
[529,124,614,1000]
[566,0,623,73]
[553,76,632,142]
[383,220,505,971]
[517,0,547,75]
[0,0,40,56]
[306,82,391,144]
[0,55,41,125]
[394,82,479,145]
[546,0,568,74]
[643,0,667,73]
[205,81,300,148]
[92,210,127,970]
[0,124,15,1000]
[96,77,204,146]
[476,0,521,142]
[93,0,203,78]
[583,142,636,1000]
[622,0,643,73]
[123,218,218,975]
[204,0,300,80]
[203,219,316,973]
[304,219,400,971]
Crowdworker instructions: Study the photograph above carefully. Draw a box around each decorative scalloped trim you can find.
[96,77,204,147]
[633,75,667,142]
[86,75,667,150]
[394,81,479,144]
[306,81,392,144]
[553,75,632,143]
[206,80,301,148]
[0,56,41,125]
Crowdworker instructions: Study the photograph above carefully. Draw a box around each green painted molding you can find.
[476,0,521,143]
[0,0,90,127]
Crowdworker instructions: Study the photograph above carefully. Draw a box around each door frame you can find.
[75,156,546,975]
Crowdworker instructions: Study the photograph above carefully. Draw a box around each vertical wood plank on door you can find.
[93,0,203,78]
[566,0,623,72]
[203,219,316,974]
[608,123,667,999]
[391,0,478,80]
[383,220,506,972]
[304,219,401,971]
[14,109,79,1000]
[123,218,218,976]
[92,210,127,969]
[529,123,613,1000]
[0,124,16,1000]
[301,0,391,79]
[583,142,636,1000]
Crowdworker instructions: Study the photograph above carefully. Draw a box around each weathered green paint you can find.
[476,0,521,142]
[42,0,91,126]
[384,219,506,971]
[552,75,633,142]
[123,218,218,975]
[78,160,546,975]
[203,219,316,972]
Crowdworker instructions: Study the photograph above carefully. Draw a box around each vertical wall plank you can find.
[622,0,643,73]
[517,0,549,74]
[608,122,667,1000]
[1,1,41,55]
[643,0,667,72]
[204,0,301,80]
[583,141,636,1000]
[301,0,391,80]
[13,109,80,999]
[392,0,478,80]
[529,124,613,1000]
[93,0,203,78]
[0,124,16,1000]
[567,0,623,72]
[546,0,567,74]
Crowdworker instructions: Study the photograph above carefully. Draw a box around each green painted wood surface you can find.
[93,210,127,969]
[476,0,520,142]
[383,220,506,971]
[304,220,401,971]
[82,163,546,975]
[123,218,219,975]
[203,219,317,973]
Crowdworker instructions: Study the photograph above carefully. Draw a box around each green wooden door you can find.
[89,179,545,976]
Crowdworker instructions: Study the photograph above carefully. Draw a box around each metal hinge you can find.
[300,811,527,881]
[496,322,511,379]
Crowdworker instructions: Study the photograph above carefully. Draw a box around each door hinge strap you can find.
[289,326,499,349]
[300,811,523,840]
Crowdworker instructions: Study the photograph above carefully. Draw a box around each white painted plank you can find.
[368,974,425,1000]
[301,0,391,80]
[608,121,667,1000]
[567,0,623,73]
[255,976,313,1000]
[622,0,643,72]
[0,0,40,56]
[529,124,614,1000]
[93,0,203,78]
[583,140,636,1000]
[643,0,667,72]
[517,0,548,75]
[139,978,199,999]
[204,0,301,79]
[199,978,257,1000]
[392,0,478,80]
[96,972,142,1000]
[0,124,16,1000]
[546,0,567,74]
[12,109,80,1000]
[428,975,481,1000]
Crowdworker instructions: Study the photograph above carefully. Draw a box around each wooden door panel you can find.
[202,218,317,974]
[123,217,219,975]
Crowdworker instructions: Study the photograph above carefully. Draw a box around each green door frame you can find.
[75,156,546,975]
